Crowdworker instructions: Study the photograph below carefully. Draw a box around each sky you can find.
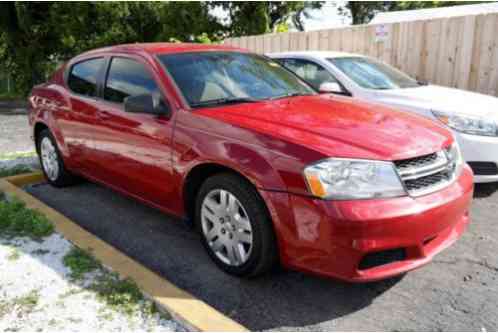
[210,1,352,32]
[301,1,352,31]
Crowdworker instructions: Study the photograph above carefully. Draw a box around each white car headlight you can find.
[432,111,497,136]
[303,158,406,200]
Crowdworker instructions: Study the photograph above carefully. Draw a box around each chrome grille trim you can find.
[394,150,456,197]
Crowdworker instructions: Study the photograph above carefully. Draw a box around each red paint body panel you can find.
[29,43,473,281]
[263,165,473,282]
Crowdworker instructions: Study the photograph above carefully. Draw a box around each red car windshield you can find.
[158,52,316,108]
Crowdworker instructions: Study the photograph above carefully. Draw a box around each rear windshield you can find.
[329,56,421,90]
[158,52,315,108]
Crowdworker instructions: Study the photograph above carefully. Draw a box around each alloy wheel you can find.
[201,189,253,266]
[40,137,59,181]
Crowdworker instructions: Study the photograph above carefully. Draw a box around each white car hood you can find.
[375,85,498,121]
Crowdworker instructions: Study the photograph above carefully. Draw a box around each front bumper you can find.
[455,131,498,183]
[262,165,473,282]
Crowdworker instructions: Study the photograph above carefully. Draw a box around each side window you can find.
[280,58,338,90]
[67,58,104,97]
[104,57,160,104]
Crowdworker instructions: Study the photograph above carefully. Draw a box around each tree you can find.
[337,1,488,25]
[0,3,62,93]
[211,2,324,36]
[0,2,223,94]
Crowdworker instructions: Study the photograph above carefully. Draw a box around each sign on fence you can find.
[374,24,390,42]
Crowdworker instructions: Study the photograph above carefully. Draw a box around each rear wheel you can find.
[37,129,77,187]
[195,173,278,277]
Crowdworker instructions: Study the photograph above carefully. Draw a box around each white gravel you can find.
[0,233,185,331]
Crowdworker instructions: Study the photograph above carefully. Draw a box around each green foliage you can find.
[91,273,144,316]
[212,2,323,36]
[0,1,322,94]
[0,2,224,95]
[0,198,54,239]
[63,248,101,279]
[0,92,22,101]
[0,165,32,177]
[338,1,490,25]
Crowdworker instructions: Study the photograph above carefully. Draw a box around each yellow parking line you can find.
[0,172,247,332]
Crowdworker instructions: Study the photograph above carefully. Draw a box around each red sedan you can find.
[28,43,473,282]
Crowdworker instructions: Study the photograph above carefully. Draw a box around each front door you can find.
[89,56,176,209]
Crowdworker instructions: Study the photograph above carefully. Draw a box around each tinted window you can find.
[329,57,420,90]
[67,58,104,97]
[158,52,315,108]
[104,57,160,104]
[280,58,338,90]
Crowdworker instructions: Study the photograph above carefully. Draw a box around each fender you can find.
[30,85,71,160]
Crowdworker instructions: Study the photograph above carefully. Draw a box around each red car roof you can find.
[81,42,246,58]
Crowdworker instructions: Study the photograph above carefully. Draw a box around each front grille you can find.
[404,169,452,192]
[394,150,456,196]
[395,152,439,171]
[358,248,406,270]
[467,161,498,176]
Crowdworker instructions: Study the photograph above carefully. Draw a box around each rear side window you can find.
[67,58,104,97]
[279,58,338,90]
[104,57,160,104]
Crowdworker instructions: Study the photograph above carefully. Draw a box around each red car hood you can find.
[196,95,453,161]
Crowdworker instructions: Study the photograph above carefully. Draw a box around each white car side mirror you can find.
[319,82,343,94]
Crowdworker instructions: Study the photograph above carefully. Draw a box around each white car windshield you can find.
[158,52,316,108]
[329,57,421,90]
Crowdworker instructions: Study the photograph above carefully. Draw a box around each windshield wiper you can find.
[191,97,259,108]
[269,92,313,101]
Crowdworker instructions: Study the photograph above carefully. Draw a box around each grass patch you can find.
[0,92,23,101]
[91,273,145,316]
[0,165,32,178]
[0,151,37,161]
[14,290,40,310]
[0,198,54,239]
[63,248,100,279]
[7,248,21,261]
[0,289,41,318]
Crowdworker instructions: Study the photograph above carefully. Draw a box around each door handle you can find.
[98,111,112,120]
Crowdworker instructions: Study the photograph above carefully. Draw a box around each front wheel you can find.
[195,173,278,277]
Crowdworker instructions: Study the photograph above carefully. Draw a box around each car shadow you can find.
[473,182,498,198]
[26,181,403,331]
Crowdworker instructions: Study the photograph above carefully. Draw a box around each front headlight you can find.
[303,158,406,200]
[432,111,497,136]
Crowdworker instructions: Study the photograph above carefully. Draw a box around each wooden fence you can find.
[224,13,498,97]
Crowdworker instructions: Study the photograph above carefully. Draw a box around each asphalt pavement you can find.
[25,180,498,331]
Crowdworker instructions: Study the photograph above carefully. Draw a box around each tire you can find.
[195,173,279,277]
[37,129,77,187]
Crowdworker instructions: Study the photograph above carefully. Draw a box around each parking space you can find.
[26,181,498,331]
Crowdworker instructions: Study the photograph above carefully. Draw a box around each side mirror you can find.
[319,82,343,94]
[124,94,171,118]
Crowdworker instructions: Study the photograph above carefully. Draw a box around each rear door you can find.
[88,55,176,207]
[61,57,106,169]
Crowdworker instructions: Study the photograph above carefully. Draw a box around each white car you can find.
[268,51,498,183]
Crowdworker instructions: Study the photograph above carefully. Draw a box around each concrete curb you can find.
[0,172,248,332]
